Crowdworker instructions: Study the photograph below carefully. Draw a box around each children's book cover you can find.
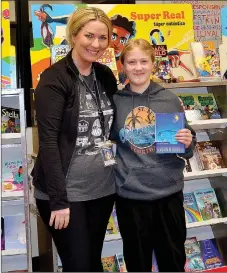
[184,193,202,223]
[97,48,119,82]
[199,239,224,269]
[4,214,26,250]
[195,94,221,120]
[1,107,20,133]
[1,1,17,89]
[184,237,206,272]
[152,45,172,83]
[102,256,117,272]
[195,142,225,171]
[50,45,70,64]
[31,4,195,87]
[194,188,222,221]
[191,42,221,80]
[106,214,118,235]
[155,112,185,154]
[115,253,127,272]
[2,147,24,192]
[1,217,5,250]
[111,205,119,233]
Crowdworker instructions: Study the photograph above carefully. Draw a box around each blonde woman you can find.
[111,39,196,272]
[32,7,117,272]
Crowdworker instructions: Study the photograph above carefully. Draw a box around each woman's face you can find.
[72,20,109,63]
[123,47,153,87]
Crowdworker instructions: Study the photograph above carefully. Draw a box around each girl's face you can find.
[72,20,109,64]
[123,47,154,87]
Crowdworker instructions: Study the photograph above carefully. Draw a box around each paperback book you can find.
[199,239,224,269]
[184,237,206,272]
[155,112,185,154]
[2,145,24,192]
[115,253,127,272]
[194,188,222,221]
[1,106,20,133]
[102,256,117,272]
[195,141,225,171]
[184,193,202,223]
[4,214,26,250]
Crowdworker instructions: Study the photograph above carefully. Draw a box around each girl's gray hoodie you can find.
[112,81,196,201]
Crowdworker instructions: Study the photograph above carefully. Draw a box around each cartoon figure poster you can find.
[1,1,17,89]
[30,3,195,88]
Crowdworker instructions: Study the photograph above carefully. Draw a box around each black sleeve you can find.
[181,116,197,159]
[35,67,69,211]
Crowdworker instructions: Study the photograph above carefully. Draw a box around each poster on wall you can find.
[30,3,196,87]
[1,1,17,89]
[171,0,225,42]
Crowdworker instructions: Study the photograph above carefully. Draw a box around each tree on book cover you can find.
[194,188,222,221]
[199,239,224,269]
[196,94,221,119]
[184,193,202,223]
[1,107,20,133]
[102,256,117,272]
[155,112,185,154]
[195,142,225,171]
[184,237,206,272]
[152,45,172,83]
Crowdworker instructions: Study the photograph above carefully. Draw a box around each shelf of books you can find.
[1,89,32,272]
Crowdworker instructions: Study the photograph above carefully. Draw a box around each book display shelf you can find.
[1,89,32,272]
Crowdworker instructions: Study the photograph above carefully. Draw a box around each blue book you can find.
[155,112,185,153]
[184,193,202,223]
[199,239,224,269]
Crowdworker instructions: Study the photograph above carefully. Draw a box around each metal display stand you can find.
[1,89,32,272]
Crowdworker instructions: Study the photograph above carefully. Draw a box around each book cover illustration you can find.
[106,214,118,235]
[97,47,119,82]
[115,253,127,272]
[111,205,119,233]
[184,193,202,223]
[1,217,5,250]
[184,237,206,272]
[152,45,172,83]
[155,112,185,154]
[1,107,20,133]
[152,250,159,272]
[191,42,221,80]
[195,142,225,171]
[102,256,117,272]
[50,45,70,65]
[195,94,221,120]
[194,188,222,221]
[199,239,224,269]
[4,214,26,250]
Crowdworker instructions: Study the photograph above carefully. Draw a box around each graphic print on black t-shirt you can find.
[76,87,113,156]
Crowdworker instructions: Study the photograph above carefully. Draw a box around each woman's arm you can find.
[35,67,69,211]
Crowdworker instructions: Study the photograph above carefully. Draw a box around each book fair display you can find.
[1,1,227,272]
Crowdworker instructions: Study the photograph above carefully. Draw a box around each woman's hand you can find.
[175,129,192,149]
[49,208,70,230]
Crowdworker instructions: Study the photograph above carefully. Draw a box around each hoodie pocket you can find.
[122,163,184,194]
